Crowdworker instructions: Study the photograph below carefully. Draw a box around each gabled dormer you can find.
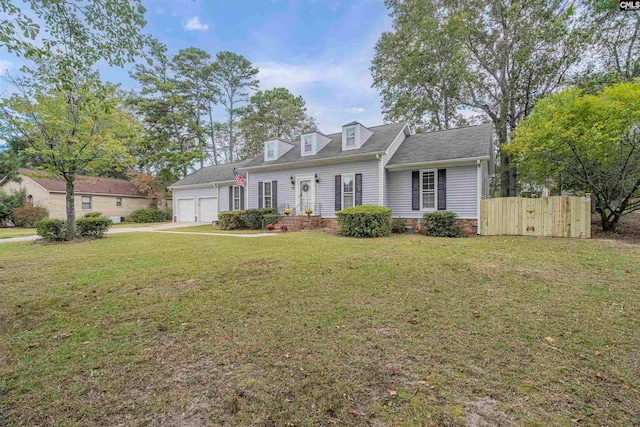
[300,131,331,156]
[342,121,373,151]
[264,138,294,161]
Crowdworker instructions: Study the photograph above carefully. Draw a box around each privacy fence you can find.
[480,196,591,238]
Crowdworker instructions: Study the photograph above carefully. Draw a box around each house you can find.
[2,169,152,222]
[169,122,494,234]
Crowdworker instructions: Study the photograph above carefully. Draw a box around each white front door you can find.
[296,176,315,213]
[198,197,218,222]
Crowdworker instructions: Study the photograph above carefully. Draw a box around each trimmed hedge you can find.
[83,212,103,218]
[422,211,463,237]
[262,214,280,228]
[130,207,171,223]
[336,205,392,237]
[76,216,112,238]
[35,218,67,242]
[391,217,407,234]
[10,205,48,227]
[219,210,245,230]
[242,208,278,230]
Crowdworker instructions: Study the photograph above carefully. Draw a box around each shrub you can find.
[130,207,170,223]
[262,213,280,229]
[422,211,463,237]
[336,205,392,238]
[76,216,112,238]
[35,218,67,242]
[0,188,26,226]
[391,217,407,234]
[219,210,245,230]
[241,208,278,230]
[83,212,103,218]
[10,204,48,227]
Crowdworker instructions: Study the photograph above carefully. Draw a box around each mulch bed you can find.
[591,212,640,243]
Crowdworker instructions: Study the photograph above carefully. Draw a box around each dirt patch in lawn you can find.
[466,397,512,426]
[592,212,640,244]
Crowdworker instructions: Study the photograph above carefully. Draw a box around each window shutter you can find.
[355,173,362,206]
[335,175,342,211]
[229,186,233,211]
[258,181,263,208]
[411,171,420,210]
[272,180,278,211]
[437,169,446,210]
[240,186,245,210]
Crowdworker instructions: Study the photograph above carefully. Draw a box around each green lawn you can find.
[111,221,170,228]
[0,228,36,239]
[157,224,264,234]
[0,232,638,426]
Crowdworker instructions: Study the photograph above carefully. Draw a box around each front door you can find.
[296,176,315,214]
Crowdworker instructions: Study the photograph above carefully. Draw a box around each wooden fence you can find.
[480,196,591,238]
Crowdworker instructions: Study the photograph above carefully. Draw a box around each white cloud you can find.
[183,16,209,31]
[0,60,12,76]
[345,107,365,114]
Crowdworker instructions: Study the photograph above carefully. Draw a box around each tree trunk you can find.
[509,166,517,197]
[208,101,218,165]
[600,211,620,232]
[65,178,76,239]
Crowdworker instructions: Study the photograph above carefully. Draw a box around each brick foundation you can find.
[276,215,322,231]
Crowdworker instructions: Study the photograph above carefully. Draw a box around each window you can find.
[116,197,122,207]
[346,127,356,147]
[232,186,241,210]
[82,196,92,210]
[342,174,354,208]
[421,170,436,210]
[263,181,272,209]
[266,141,276,160]
[304,135,313,153]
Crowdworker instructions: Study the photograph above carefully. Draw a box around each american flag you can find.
[233,169,245,188]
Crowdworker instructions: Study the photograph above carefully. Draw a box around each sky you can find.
[0,0,393,133]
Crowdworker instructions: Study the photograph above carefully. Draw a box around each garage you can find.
[177,198,195,222]
[198,197,218,222]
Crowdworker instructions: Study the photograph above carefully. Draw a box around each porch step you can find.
[275,215,322,231]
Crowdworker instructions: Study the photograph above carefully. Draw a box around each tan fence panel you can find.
[480,196,591,238]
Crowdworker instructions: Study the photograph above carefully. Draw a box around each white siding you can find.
[381,127,408,206]
[387,165,478,219]
[360,125,373,145]
[481,160,489,199]
[248,160,380,217]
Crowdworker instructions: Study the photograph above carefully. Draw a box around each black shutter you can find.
[229,186,233,211]
[335,175,342,211]
[411,171,420,210]
[355,173,362,206]
[258,181,263,208]
[437,169,446,210]
[272,180,278,211]
[240,186,245,210]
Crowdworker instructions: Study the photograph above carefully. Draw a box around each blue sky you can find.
[0,0,392,133]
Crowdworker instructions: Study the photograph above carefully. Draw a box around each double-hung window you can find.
[346,127,356,147]
[232,186,241,210]
[303,135,313,154]
[116,197,122,207]
[421,170,436,210]
[263,181,272,209]
[342,174,355,208]
[82,196,92,210]
[266,141,276,160]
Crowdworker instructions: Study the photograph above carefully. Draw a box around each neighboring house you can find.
[2,169,151,222]
[170,122,494,233]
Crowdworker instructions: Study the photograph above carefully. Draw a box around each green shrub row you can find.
[219,210,245,230]
[421,211,462,237]
[35,215,113,242]
[76,216,112,238]
[242,208,278,229]
[35,218,67,242]
[218,208,279,230]
[130,207,171,223]
[336,205,392,237]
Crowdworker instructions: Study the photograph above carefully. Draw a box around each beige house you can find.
[2,169,151,222]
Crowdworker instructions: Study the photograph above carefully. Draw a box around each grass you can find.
[111,221,170,228]
[0,232,639,426]
[156,224,264,234]
[0,228,37,239]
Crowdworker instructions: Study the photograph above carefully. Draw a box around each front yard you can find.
[0,232,638,426]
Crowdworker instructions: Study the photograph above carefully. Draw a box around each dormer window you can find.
[346,127,356,147]
[265,140,277,161]
[304,135,313,153]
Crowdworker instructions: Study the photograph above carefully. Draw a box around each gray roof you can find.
[170,160,250,187]
[242,122,408,169]
[387,123,493,166]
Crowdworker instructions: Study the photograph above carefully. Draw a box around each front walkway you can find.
[0,222,277,244]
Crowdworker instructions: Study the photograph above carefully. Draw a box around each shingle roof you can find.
[387,123,493,166]
[170,160,251,188]
[21,169,146,197]
[242,122,408,169]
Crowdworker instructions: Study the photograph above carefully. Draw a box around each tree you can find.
[212,52,259,162]
[372,0,583,196]
[507,82,640,232]
[239,88,318,158]
[0,152,22,186]
[0,81,137,238]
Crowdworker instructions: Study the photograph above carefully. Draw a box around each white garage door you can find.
[198,197,218,222]
[177,198,195,222]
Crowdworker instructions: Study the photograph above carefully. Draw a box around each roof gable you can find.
[19,169,146,197]
[170,160,251,188]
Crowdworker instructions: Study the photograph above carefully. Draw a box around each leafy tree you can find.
[507,82,640,232]
[0,152,22,186]
[212,51,259,162]
[373,0,583,196]
[0,188,25,226]
[239,88,318,158]
[0,80,137,238]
